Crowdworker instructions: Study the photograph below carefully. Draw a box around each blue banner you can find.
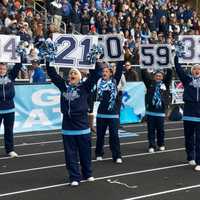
[0,84,61,134]
[120,82,146,124]
[0,82,146,134]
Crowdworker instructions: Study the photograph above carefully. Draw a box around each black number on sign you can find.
[157,46,169,65]
[106,37,121,58]
[182,37,195,60]
[4,38,17,59]
[56,36,76,65]
[78,38,91,65]
[141,46,154,66]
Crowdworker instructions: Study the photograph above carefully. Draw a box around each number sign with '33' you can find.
[179,35,200,64]
[140,44,172,69]
[53,34,124,69]
[0,35,20,63]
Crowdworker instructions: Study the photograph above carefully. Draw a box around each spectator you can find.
[50,0,63,32]
[29,59,46,84]
[71,2,81,33]
[81,7,90,34]
[18,24,31,42]
[124,61,139,81]
[62,0,72,28]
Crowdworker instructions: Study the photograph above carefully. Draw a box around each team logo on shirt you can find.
[62,89,80,101]
[0,76,12,85]
[189,78,200,88]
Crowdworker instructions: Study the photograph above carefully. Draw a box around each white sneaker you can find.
[8,151,18,158]
[87,177,95,182]
[189,160,196,166]
[159,146,165,151]
[195,165,200,171]
[70,181,79,186]
[148,148,155,153]
[96,156,103,161]
[116,158,123,164]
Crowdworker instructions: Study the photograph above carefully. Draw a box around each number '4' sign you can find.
[0,35,20,63]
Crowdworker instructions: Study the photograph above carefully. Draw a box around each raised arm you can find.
[174,56,191,86]
[163,68,172,88]
[114,61,124,85]
[141,69,152,88]
[46,61,66,90]
[8,63,22,81]
[83,62,101,92]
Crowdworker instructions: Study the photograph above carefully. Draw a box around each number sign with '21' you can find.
[0,35,20,63]
[53,34,98,69]
[179,35,200,63]
[140,44,172,69]
[53,34,124,69]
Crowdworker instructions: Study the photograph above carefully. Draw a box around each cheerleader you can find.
[174,56,200,171]
[0,62,22,157]
[95,61,123,163]
[141,68,172,153]
[46,62,99,186]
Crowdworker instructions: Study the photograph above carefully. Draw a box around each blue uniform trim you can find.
[0,108,15,114]
[62,128,91,135]
[183,116,200,122]
[96,114,119,119]
[146,111,165,117]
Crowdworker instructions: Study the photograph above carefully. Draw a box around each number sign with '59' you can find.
[53,34,124,69]
[179,35,200,64]
[0,35,20,63]
[140,44,172,69]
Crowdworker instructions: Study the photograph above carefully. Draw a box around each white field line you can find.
[124,120,183,128]
[122,184,200,200]
[0,121,183,139]
[0,162,188,197]
[0,136,184,160]
[0,147,185,175]
[0,133,184,149]
[0,128,183,143]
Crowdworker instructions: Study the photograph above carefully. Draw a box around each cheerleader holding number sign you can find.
[0,62,22,158]
[174,56,200,171]
[46,61,99,186]
[141,68,172,153]
[95,61,124,163]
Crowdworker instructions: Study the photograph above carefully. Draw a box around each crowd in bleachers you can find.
[0,0,199,69]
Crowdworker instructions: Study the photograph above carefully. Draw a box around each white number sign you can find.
[53,34,98,69]
[140,44,172,69]
[53,34,124,69]
[179,35,200,64]
[98,34,124,61]
[0,34,20,63]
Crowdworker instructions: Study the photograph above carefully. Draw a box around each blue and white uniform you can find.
[175,56,200,164]
[141,68,172,150]
[95,61,123,161]
[46,62,98,183]
[0,63,22,154]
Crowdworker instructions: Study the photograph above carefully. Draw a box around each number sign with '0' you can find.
[0,35,20,63]
[179,35,200,64]
[53,34,98,69]
[140,44,172,69]
[98,34,124,62]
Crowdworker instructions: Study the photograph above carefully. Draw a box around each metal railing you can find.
[22,0,67,34]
